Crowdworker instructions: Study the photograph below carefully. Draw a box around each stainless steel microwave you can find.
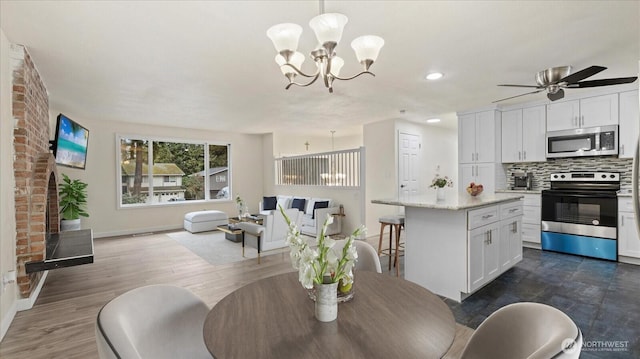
[546,125,618,158]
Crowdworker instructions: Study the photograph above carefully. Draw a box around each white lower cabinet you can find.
[618,198,640,259]
[522,194,541,245]
[467,201,523,293]
[468,223,499,292]
[500,216,523,272]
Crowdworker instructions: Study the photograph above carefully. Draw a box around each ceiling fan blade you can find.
[558,65,606,84]
[497,84,543,88]
[547,89,565,101]
[492,89,545,103]
[571,77,638,88]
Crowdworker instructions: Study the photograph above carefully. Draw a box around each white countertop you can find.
[495,189,543,194]
[372,192,523,210]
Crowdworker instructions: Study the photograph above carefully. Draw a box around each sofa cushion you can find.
[305,198,332,215]
[291,198,306,212]
[312,201,329,219]
[263,196,277,211]
[276,195,292,210]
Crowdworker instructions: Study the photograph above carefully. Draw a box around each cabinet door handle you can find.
[508,208,518,213]
[581,115,584,127]
[518,151,521,160]
[621,144,625,155]
[523,151,527,160]
[482,214,494,219]
[512,221,518,233]
[622,216,624,226]
[489,230,492,244]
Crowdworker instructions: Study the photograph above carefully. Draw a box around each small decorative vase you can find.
[314,282,339,322]
[436,187,446,201]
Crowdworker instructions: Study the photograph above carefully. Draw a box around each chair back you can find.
[96,284,211,359]
[460,302,582,359]
[333,239,382,274]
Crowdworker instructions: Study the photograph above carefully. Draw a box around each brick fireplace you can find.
[11,44,59,298]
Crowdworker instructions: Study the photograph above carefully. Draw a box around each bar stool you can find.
[377,215,405,277]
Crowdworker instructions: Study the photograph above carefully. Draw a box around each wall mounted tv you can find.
[50,113,89,170]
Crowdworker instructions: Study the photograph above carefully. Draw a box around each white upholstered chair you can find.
[333,239,383,274]
[95,284,212,359]
[460,302,582,359]
[236,207,302,263]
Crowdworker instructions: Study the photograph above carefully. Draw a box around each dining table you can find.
[203,271,457,358]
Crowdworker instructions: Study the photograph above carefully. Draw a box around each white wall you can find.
[273,132,363,157]
[49,111,266,238]
[364,119,458,232]
[0,28,18,341]
[364,120,397,232]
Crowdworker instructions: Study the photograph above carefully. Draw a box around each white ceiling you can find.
[1,1,638,137]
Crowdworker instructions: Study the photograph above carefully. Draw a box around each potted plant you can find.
[59,173,89,231]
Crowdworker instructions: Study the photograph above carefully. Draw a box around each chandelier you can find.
[266,12,384,93]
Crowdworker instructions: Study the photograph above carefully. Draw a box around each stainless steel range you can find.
[541,171,619,261]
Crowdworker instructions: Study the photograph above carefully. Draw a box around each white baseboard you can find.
[93,225,183,239]
[16,271,48,311]
[0,300,17,342]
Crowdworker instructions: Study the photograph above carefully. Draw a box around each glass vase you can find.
[314,282,339,322]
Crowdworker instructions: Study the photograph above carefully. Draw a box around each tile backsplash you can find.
[504,157,633,191]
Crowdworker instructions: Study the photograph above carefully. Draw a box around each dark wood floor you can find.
[0,232,471,358]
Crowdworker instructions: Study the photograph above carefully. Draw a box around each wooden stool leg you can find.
[388,224,393,271]
[378,223,385,256]
[394,224,401,277]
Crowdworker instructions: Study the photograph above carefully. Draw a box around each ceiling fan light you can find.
[351,35,384,63]
[309,13,348,45]
[267,23,303,53]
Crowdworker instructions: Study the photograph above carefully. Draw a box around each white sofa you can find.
[259,195,342,237]
[236,207,302,263]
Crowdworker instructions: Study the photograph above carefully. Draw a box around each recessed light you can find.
[426,72,443,80]
[426,118,441,123]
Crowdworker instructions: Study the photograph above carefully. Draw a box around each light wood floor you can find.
[0,231,472,358]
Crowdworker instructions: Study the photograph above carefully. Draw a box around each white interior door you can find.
[398,132,420,199]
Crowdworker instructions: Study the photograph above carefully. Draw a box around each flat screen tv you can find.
[51,113,89,170]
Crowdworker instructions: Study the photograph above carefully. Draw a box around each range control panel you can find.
[549,172,619,182]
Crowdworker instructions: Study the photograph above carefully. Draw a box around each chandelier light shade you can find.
[267,12,384,93]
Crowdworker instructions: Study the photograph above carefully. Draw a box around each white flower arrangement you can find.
[281,206,365,289]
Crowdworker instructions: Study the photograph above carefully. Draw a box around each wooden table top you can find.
[203,271,456,358]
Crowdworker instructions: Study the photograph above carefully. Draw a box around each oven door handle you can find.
[541,191,618,199]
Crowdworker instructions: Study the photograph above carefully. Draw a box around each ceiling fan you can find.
[493,65,638,103]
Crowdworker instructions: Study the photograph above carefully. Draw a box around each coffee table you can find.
[228,215,263,225]
[216,224,243,243]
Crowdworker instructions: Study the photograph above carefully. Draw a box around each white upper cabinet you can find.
[546,93,618,132]
[619,90,639,159]
[458,110,500,164]
[459,113,477,163]
[501,105,545,163]
[500,109,521,163]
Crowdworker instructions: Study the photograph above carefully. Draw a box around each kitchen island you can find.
[373,193,524,302]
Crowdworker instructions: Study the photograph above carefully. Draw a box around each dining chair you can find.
[334,239,382,274]
[460,302,582,359]
[95,284,212,359]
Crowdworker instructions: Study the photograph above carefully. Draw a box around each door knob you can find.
[400,184,406,188]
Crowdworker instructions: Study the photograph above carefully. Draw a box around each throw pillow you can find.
[263,196,277,211]
[291,198,306,212]
[312,201,329,219]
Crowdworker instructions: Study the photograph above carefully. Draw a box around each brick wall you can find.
[12,44,58,298]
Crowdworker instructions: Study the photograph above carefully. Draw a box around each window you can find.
[118,136,230,207]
